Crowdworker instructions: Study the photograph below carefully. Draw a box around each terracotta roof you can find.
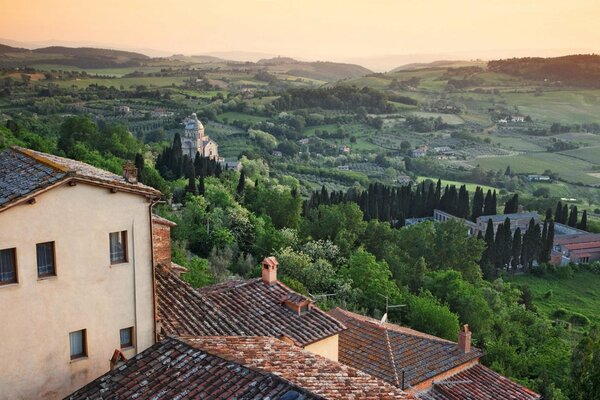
[328,308,483,389]
[65,336,322,400]
[156,266,346,346]
[418,364,540,400]
[184,336,412,399]
[565,241,600,251]
[554,233,600,245]
[0,146,160,210]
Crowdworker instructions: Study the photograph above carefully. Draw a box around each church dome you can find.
[185,113,204,131]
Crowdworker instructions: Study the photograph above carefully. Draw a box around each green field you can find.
[469,152,600,185]
[55,76,187,89]
[216,112,269,124]
[417,176,496,192]
[509,272,600,327]
[33,64,166,77]
[409,111,465,125]
[558,146,600,164]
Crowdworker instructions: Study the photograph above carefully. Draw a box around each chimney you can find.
[123,161,138,184]
[152,215,176,270]
[262,257,278,285]
[458,324,471,353]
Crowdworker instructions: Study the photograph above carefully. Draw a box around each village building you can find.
[66,335,410,400]
[338,144,351,154]
[475,211,540,236]
[411,145,428,158]
[181,112,219,160]
[328,308,540,399]
[527,174,551,182]
[552,233,600,265]
[433,209,477,235]
[0,147,162,399]
[156,254,345,362]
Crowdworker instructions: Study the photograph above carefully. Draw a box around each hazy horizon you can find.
[3,0,600,71]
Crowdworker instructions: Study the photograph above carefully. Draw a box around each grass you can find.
[33,64,166,77]
[558,146,600,165]
[508,272,600,327]
[416,176,496,192]
[54,76,187,89]
[469,152,600,185]
[216,112,269,124]
[408,111,465,125]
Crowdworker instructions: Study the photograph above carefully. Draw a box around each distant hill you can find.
[392,60,478,72]
[0,44,149,68]
[168,54,227,63]
[488,54,600,88]
[281,61,372,81]
[257,56,299,65]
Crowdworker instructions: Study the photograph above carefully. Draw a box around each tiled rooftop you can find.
[184,336,412,400]
[156,266,346,346]
[477,212,540,223]
[0,146,160,210]
[65,336,322,400]
[418,364,541,400]
[328,308,484,389]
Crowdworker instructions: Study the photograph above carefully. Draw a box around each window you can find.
[0,248,17,285]
[69,329,87,360]
[120,327,134,349]
[109,231,128,264]
[36,242,56,277]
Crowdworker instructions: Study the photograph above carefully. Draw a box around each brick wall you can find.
[152,217,173,267]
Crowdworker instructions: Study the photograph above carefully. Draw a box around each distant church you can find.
[181,113,219,160]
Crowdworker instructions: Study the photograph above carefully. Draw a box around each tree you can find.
[562,204,569,226]
[471,186,484,222]
[568,206,578,227]
[483,190,496,216]
[457,185,470,219]
[503,194,519,214]
[406,290,460,341]
[236,170,246,197]
[134,153,145,183]
[185,161,197,195]
[504,165,512,176]
[511,228,522,272]
[579,210,588,231]
[555,201,564,223]
[198,175,205,195]
[570,326,600,400]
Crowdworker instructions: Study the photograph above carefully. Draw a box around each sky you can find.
[2,0,599,69]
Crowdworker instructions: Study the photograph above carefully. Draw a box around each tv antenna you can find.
[377,294,406,324]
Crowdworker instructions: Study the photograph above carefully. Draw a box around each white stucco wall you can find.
[0,182,155,400]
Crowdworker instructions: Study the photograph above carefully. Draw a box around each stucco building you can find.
[181,113,219,160]
[0,147,161,399]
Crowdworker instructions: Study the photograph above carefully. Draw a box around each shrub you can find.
[553,308,569,320]
[569,312,590,326]
[544,290,553,299]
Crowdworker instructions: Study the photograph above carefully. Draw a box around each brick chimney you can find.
[123,161,138,184]
[152,215,176,270]
[262,257,278,285]
[458,324,471,353]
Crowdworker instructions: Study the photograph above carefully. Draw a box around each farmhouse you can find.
[0,147,161,399]
[527,174,551,181]
[552,233,600,265]
[411,145,428,157]
[181,112,219,160]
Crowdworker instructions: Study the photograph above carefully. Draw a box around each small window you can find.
[120,327,134,349]
[109,231,128,264]
[36,242,56,277]
[69,329,87,360]
[0,248,17,285]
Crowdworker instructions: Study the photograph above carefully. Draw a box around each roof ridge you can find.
[11,146,70,173]
[384,327,401,387]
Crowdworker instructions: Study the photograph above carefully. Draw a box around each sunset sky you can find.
[2,0,599,67]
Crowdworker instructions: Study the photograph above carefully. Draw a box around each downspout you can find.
[131,219,138,351]
[148,199,163,343]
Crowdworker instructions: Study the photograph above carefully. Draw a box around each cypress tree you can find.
[236,170,246,196]
[503,194,519,214]
[579,210,588,231]
[457,185,470,219]
[471,187,484,222]
[134,153,145,183]
[562,204,569,225]
[555,201,563,223]
[483,190,494,216]
[511,228,522,273]
[545,208,553,222]
[492,190,497,215]
[505,165,512,176]
[540,221,549,263]
[502,217,513,268]
[483,219,495,266]
[186,164,197,195]
[198,175,205,195]
[568,206,578,227]
[494,222,505,270]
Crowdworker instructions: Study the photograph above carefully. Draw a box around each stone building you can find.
[181,113,219,160]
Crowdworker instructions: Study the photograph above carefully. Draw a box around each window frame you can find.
[36,241,56,278]
[119,327,135,349]
[69,329,87,360]
[0,247,18,286]
[109,231,128,265]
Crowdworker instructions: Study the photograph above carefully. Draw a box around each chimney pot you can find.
[458,324,471,353]
[123,161,138,184]
[262,257,278,285]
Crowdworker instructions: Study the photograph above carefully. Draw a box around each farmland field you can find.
[469,152,600,185]
[509,272,600,328]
